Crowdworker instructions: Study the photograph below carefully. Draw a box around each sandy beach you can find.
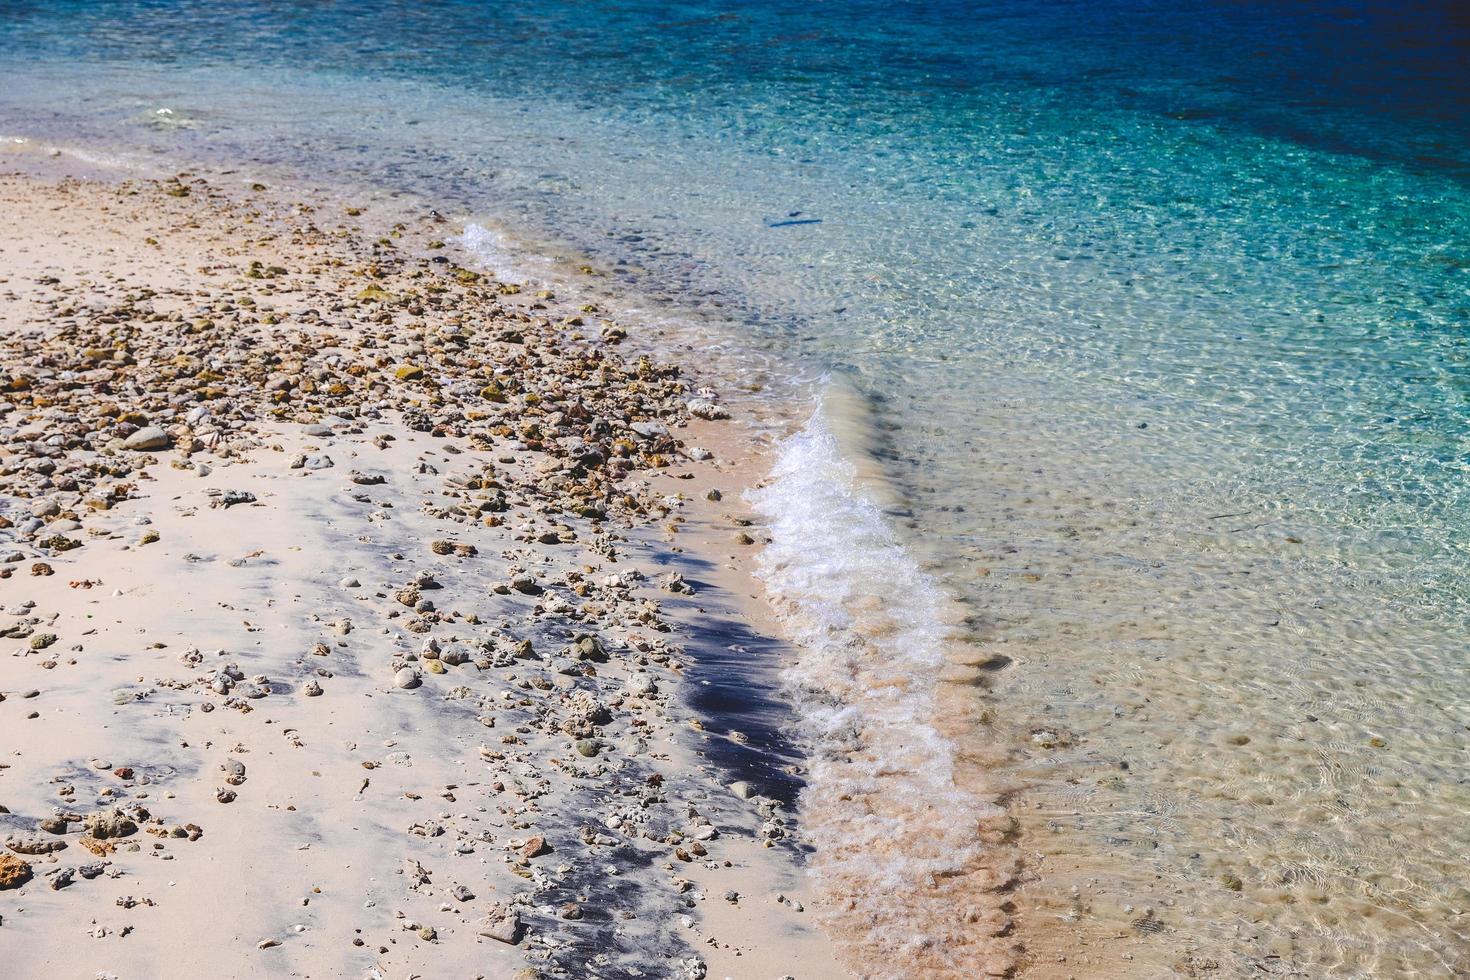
[0,157,852,978]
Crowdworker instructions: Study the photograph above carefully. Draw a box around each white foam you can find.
[456,221,538,285]
[748,388,1001,968]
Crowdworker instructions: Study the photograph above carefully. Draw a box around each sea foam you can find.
[457,222,536,285]
[748,388,1016,975]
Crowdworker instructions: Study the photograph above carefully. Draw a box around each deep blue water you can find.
[7,1,1470,143]
[5,1,1469,181]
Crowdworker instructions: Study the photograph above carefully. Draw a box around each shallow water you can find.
[4,0,1470,973]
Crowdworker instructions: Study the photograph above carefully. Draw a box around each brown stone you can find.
[78,836,115,857]
[0,853,32,889]
[517,834,550,861]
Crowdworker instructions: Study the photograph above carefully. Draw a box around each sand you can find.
[0,154,843,979]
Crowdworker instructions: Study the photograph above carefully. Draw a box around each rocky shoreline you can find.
[0,163,840,978]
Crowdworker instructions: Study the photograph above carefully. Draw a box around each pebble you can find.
[2,859,34,893]
[626,672,658,696]
[123,426,169,451]
[83,809,137,840]
[477,908,523,945]
[394,667,422,690]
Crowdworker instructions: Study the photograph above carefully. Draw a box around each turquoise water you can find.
[4,2,1470,974]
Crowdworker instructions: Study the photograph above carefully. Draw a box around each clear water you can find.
[4,1,1470,974]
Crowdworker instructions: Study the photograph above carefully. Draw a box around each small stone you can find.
[302,679,323,697]
[217,789,238,804]
[728,781,756,800]
[222,759,247,784]
[83,809,137,840]
[124,426,170,451]
[626,673,657,696]
[686,398,729,420]
[661,572,694,595]
[77,837,114,858]
[572,635,607,662]
[6,834,66,855]
[574,739,600,758]
[451,884,474,902]
[0,854,32,889]
[394,667,422,690]
[478,907,523,945]
[517,835,551,861]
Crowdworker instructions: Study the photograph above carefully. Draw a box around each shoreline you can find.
[0,159,843,977]
[6,2,1470,971]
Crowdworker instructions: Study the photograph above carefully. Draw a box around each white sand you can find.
[0,156,844,979]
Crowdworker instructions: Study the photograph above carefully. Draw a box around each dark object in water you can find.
[765,218,822,228]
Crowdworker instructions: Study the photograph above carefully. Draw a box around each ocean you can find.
[3,1,1468,973]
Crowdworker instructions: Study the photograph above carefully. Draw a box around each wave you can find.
[457,221,543,286]
[747,381,1021,978]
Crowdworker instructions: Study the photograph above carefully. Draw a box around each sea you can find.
[3,1,1468,974]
